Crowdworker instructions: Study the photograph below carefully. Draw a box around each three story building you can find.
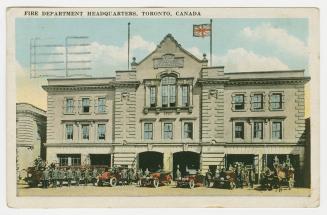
[42,34,310,185]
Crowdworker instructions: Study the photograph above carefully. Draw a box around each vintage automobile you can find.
[24,166,43,187]
[97,167,129,187]
[138,171,172,188]
[176,169,205,189]
[212,170,237,189]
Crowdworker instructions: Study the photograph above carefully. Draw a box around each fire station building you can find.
[42,34,310,186]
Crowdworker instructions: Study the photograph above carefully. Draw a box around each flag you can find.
[193,24,211,37]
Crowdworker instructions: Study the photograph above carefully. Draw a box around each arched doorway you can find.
[173,151,200,179]
[138,151,163,172]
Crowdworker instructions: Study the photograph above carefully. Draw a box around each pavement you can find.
[17,184,311,197]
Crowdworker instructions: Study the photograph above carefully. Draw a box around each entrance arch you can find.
[138,151,163,172]
[173,151,200,179]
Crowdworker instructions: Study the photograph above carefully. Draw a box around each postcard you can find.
[6,7,320,208]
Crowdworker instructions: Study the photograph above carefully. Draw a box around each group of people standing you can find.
[41,166,99,188]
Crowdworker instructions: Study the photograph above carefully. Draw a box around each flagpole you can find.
[210,19,212,67]
[128,22,131,70]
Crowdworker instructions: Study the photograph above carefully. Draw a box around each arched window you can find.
[161,76,176,107]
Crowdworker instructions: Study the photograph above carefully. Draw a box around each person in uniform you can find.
[248,168,255,189]
[144,168,150,177]
[273,155,280,168]
[228,164,233,171]
[75,167,81,186]
[92,168,98,186]
[42,167,49,188]
[285,155,291,169]
[84,168,90,186]
[67,167,73,187]
[175,165,181,180]
[52,166,59,188]
[59,167,65,187]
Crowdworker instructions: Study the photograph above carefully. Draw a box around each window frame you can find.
[269,92,284,111]
[97,124,106,141]
[65,124,74,141]
[181,85,190,107]
[81,124,90,141]
[161,76,177,108]
[271,120,283,140]
[65,98,74,114]
[234,121,245,140]
[253,121,264,140]
[149,86,157,108]
[183,122,193,139]
[143,122,154,140]
[163,122,173,140]
[81,97,90,113]
[251,93,265,111]
[97,97,106,113]
[231,93,246,112]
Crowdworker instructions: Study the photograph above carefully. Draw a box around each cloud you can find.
[241,23,308,58]
[15,59,48,110]
[188,46,289,72]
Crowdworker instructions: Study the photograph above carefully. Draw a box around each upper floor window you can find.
[163,122,173,139]
[234,94,245,110]
[98,98,106,113]
[66,98,74,113]
[253,122,263,139]
[271,93,283,110]
[183,122,193,139]
[181,85,189,107]
[235,122,244,139]
[144,123,153,140]
[97,124,106,140]
[162,76,176,108]
[66,124,73,140]
[82,124,90,140]
[82,98,90,113]
[252,94,263,110]
[150,86,156,108]
[272,121,282,139]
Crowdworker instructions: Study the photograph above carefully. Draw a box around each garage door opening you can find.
[138,151,163,172]
[173,151,200,179]
[89,154,111,167]
[226,154,256,169]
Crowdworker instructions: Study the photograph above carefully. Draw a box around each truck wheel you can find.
[153,179,159,188]
[110,177,117,187]
[189,179,195,189]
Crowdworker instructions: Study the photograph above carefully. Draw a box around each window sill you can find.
[63,112,75,115]
[232,109,246,112]
[270,108,284,111]
[251,109,264,112]
[80,112,92,115]
[95,112,107,115]
[144,106,193,114]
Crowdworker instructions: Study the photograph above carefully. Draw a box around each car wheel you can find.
[189,179,195,189]
[110,177,117,187]
[153,179,159,188]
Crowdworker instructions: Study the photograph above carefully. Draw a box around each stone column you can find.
[163,152,172,172]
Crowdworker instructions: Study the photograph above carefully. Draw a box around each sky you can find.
[15,18,309,109]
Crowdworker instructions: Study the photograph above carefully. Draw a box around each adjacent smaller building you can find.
[16,103,47,180]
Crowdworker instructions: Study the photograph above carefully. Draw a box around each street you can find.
[17,184,311,197]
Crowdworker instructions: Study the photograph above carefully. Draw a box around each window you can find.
[98,98,106,113]
[162,76,176,107]
[71,156,81,166]
[97,124,106,140]
[66,124,73,140]
[150,87,156,107]
[183,122,193,139]
[271,93,282,110]
[58,156,68,166]
[58,154,81,166]
[234,94,245,110]
[66,98,74,113]
[253,122,263,139]
[252,94,263,110]
[82,98,90,113]
[144,123,153,140]
[182,85,189,107]
[163,122,173,139]
[235,122,244,139]
[272,122,282,139]
[82,124,90,140]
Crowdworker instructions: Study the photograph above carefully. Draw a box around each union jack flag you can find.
[193,24,211,37]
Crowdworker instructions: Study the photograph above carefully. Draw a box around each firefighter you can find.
[42,167,50,188]
[92,168,98,186]
[67,167,73,187]
[75,167,81,186]
[59,167,65,187]
[52,166,59,188]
